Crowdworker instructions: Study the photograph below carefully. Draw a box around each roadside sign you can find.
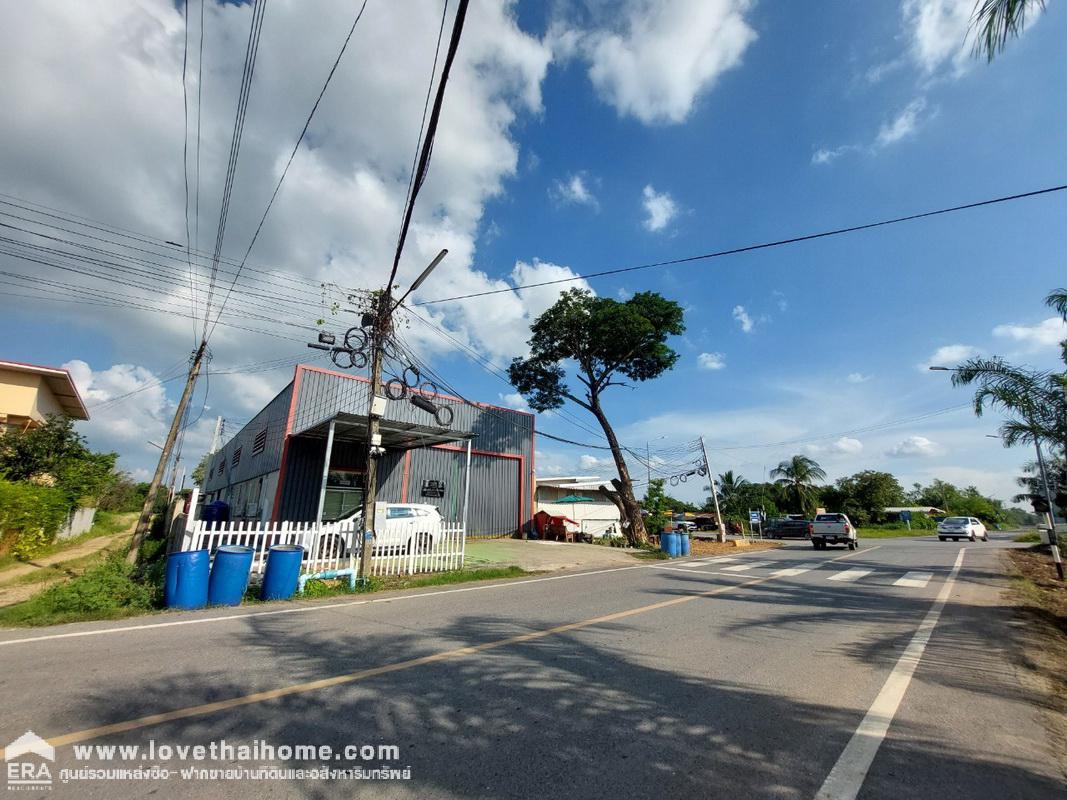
[749,511,760,523]
[900,510,912,522]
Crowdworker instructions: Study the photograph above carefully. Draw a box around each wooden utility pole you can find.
[127,339,207,563]
[357,290,391,583]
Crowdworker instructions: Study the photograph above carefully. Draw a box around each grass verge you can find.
[297,566,533,599]
[856,527,932,539]
[1005,546,1067,776]
[1014,531,1042,543]
[0,511,136,572]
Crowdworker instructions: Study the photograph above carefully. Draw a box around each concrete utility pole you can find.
[357,290,392,584]
[208,415,223,454]
[1032,440,1064,579]
[700,436,726,543]
[127,339,207,564]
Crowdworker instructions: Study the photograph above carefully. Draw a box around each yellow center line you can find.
[47,545,880,748]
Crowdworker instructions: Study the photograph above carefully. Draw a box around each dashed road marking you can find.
[721,561,773,572]
[827,568,873,583]
[893,571,933,589]
[772,563,819,577]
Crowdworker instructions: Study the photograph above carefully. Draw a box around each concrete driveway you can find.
[464,537,641,571]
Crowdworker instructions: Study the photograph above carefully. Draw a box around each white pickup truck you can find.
[811,513,858,550]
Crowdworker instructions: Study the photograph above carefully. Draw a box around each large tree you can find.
[822,470,905,526]
[508,288,685,546]
[770,455,826,516]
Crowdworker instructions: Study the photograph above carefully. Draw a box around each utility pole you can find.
[700,436,726,543]
[1033,440,1064,579]
[127,339,207,564]
[208,415,223,454]
[357,289,391,584]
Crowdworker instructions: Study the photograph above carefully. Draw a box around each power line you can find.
[181,0,196,342]
[201,0,268,338]
[414,182,1067,306]
[206,0,370,341]
[387,0,469,289]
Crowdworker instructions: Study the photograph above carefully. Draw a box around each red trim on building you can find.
[400,450,412,502]
[270,365,305,519]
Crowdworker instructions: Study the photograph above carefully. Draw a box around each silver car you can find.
[937,516,988,542]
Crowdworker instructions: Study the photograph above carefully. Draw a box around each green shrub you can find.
[0,479,71,558]
[0,553,158,626]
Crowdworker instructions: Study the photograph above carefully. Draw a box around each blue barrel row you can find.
[660,531,691,558]
[164,544,304,610]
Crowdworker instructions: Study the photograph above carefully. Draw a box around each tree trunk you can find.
[588,394,647,547]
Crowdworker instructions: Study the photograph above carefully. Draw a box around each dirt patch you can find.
[689,539,779,557]
[1005,547,1067,780]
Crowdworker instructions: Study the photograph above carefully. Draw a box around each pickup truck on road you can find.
[811,513,858,550]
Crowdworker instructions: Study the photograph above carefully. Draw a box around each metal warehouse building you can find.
[202,364,535,537]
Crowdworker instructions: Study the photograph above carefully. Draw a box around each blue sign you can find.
[749,511,761,523]
[900,510,912,522]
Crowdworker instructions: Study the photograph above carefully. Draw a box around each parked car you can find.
[325,503,443,556]
[937,516,988,542]
[763,517,813,539]
[674,520,697,533]
[811,513,857,550]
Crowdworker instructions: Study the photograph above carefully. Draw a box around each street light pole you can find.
[700,436,726,543]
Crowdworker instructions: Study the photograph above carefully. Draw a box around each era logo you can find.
[4,731,54,790]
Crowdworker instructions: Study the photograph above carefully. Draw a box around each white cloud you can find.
[903,0,974,74]
[732,305,754,333]
[992,317,1067,350]
[813,97,929,166]
[876,97,928,146]
[697,352,726,370]
[498,391,531,412]
[887,435,940,457]
[772,290,788,312]
[919,343,979,370]
[549,173,598,209]
[832,437,864,455]
[846,372,872,384]
[579,453,613,471]
[573,0,757,125]
[641,184,679,232]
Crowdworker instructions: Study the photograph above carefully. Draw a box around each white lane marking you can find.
[700,557,738,563]
[815,549,967,800]
[893,571,933,589]
[677,562,712,568]
[827,568,873,583]
[721,561,773,572]
[772,563,819,577]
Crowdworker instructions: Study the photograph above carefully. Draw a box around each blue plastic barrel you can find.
[661,531,678,557]
[261,545,304,601]
[679,533,691,557]
[164,549,209,610]
[207,545,255,606]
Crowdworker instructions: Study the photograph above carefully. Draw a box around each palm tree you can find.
[770,455,826,516]
[714,471,749,518]
[971,0,1047,62]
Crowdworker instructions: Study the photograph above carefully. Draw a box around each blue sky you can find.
[0,1,1064,505]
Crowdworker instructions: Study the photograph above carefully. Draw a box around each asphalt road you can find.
[0,534,1061,799]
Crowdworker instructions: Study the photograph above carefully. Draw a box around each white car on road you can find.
[937,516,988,542]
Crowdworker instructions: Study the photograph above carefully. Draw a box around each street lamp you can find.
[929,365,1063,578]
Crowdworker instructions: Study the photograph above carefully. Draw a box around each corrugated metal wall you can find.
[205,366,535,536]
[203,384,292,494]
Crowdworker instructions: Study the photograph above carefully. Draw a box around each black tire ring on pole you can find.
[434,405,454,427]
[351,351,369,369]
[418,381,440,400]
[402,365,421,388]
[385,378,408,400]
[344,327,367,352]
[331,349,354,369]
[670,475,679,487]
[679,473,688,483]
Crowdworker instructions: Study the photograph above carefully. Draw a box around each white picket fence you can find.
[181,519,466,577]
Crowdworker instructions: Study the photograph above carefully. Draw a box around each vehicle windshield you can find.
[945,517,969,524]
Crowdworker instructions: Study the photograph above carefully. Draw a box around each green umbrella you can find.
[556,494,595,503]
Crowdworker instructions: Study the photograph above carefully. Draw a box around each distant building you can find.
[0,359,88,432]
[535,476,621,537]
[202,364,534,537]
